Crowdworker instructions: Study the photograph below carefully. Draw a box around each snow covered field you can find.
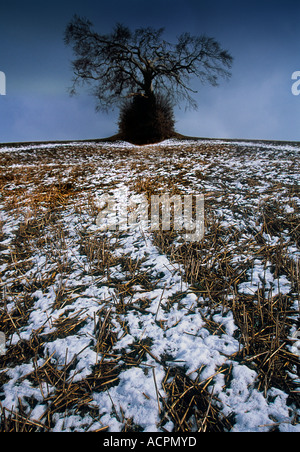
[0,138,299,432]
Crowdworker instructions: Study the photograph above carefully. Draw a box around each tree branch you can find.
[64,16,233,111]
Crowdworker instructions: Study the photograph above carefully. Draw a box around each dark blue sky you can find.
[1,0,300,142]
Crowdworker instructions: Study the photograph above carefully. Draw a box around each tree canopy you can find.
[64,16,233,112]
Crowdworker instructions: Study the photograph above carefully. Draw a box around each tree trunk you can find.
[143,71,154,98]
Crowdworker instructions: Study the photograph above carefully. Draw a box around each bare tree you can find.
[64,16,233,112]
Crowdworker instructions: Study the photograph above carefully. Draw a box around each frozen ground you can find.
[0,138,299,432]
